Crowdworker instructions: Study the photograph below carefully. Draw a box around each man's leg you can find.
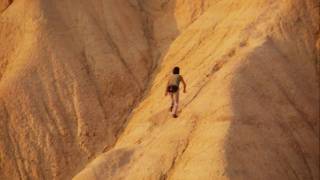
[172,91,179,116]
[169,93,173,111]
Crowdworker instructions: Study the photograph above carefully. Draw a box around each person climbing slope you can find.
[165,66,187,118]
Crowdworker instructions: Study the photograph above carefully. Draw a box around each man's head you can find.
[173,66,180,74]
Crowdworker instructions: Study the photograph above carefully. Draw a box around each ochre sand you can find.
[0,0,319,180]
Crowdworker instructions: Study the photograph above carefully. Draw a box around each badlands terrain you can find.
[0,0,319,180]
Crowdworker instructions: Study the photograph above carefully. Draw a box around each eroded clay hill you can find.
[0,0,319,180]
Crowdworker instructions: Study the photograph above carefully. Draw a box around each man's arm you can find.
[165,80,169,96]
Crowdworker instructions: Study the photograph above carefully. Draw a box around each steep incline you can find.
[74,0,319,179]
[0,0,154,179]
[0,0,319,180]
[0,0,220,179]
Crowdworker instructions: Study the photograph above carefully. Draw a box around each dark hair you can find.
[173,66,180,74]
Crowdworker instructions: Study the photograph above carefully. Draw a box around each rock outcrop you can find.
[0,0,319,180]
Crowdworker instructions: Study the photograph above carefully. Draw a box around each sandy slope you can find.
[0,0,211,179]
[74,0,319,179]
[0,0,154,179]
[0,0,319,180]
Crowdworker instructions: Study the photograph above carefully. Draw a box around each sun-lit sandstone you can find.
[0,0,319,180]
